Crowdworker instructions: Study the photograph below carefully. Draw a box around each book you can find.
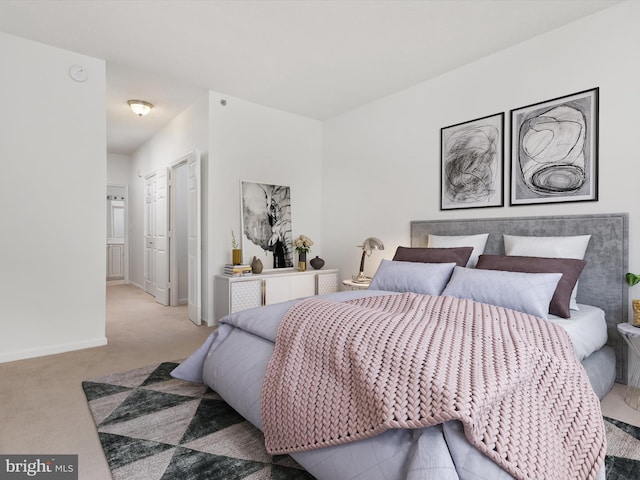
[223,264,252,275]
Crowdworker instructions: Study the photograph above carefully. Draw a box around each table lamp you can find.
[352,237,384,283]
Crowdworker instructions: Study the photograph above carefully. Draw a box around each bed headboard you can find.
[410,213,629,383]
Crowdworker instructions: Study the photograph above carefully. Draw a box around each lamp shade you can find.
[128,100,153,116]
[361,237,384,253]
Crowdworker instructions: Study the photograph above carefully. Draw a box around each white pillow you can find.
[441,266,562,319]
[427,233,489,268]
[369,260,456,296]
[503,234,590,310]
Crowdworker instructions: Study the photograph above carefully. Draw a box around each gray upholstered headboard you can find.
[410,213,629,383]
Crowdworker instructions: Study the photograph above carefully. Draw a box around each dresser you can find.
[214,268,339,320]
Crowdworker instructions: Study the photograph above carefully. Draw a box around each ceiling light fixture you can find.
[127,100,153,117]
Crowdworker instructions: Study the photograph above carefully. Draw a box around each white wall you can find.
[128,92,323,323]
[323,2,640,286]
[0,32,107,362]
[208,93,323,321]
[107,153,130,185]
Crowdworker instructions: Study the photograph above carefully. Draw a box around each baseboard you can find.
[0,337,108,364]
[129,281,145,290]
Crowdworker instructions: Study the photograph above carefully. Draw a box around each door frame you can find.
[169,150,202,324]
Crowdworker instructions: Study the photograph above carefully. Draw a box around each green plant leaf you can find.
[626,272,640,287]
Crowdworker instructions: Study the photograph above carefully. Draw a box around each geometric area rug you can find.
[604,416,640,480]
[83,362,640,480]
[82,362,314,480]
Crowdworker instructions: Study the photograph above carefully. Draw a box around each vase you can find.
[251,256,263,274]
[633,299,640,327]
[310,256,325,270]
[232,249,242,265]
[298,252,307,272]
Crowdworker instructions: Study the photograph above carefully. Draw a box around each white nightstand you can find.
[342,279,370,291]
[617,322,640,411]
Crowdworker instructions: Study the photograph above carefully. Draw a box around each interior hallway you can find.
[0,284,214,479]
[0,283,639,480]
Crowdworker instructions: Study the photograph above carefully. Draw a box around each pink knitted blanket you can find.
[261,293,605,480]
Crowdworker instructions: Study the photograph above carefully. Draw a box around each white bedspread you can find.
[547,304,607,360]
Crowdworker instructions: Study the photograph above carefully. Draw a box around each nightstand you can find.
[617,322,640,411]
[342,279,370,291]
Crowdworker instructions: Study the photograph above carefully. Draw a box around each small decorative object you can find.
[231,230,242,265]
[294,234,313,272]
[251,256,263,274]
[353,237,384,284]
[626,272,640,327]
[310,256,325,270]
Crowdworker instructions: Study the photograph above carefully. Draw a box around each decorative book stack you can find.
[224,264,252,277]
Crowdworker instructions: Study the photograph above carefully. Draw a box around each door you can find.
[144,169,169,305]
[186,152,201,324]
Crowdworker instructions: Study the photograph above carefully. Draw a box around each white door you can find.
[144,176,154,295]
[144,169,170,305]
[186,152,201,324]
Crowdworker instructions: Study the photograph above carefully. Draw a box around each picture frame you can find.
[440,112,504,210]
[510,87,599,205]
[240,180,294,270]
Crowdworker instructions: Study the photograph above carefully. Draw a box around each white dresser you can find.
[214,268,339,320]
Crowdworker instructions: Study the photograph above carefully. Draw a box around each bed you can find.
[173,213,628,480]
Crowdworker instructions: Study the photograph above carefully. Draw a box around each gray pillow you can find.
[369,260,456,295]
[475,254,586,318]
[441,266,562,319]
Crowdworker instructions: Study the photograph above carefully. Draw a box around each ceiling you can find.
[0,0,622,155]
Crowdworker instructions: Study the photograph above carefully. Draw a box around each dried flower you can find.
[293,234,313,254]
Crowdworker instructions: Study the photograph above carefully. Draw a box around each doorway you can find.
[143,151,201,325]
[170,151,202,325]
[106,185,128,284]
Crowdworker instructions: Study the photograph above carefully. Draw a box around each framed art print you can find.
[510,87,599,205]
[440,112,504,210]
[240,180,294,269]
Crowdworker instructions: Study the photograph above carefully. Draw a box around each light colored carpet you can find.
[0,284,214,479]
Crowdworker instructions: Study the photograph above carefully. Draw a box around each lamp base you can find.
[351,273,372,284]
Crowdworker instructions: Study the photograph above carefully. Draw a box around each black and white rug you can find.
[82,362,313,480]
[83,362,640,480]
[604,416,640,479]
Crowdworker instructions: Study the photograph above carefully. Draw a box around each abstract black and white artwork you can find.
[440,113,504,210]
[241,181,293,269]
[510,88,599,205]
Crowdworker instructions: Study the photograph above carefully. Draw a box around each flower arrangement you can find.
[231,230,239,249]
[293,234,313,254]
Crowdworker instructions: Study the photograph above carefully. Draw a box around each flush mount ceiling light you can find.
[127,100,153,117]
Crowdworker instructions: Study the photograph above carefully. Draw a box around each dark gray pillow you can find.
[392,246,473,267]
[476,255,586,318]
